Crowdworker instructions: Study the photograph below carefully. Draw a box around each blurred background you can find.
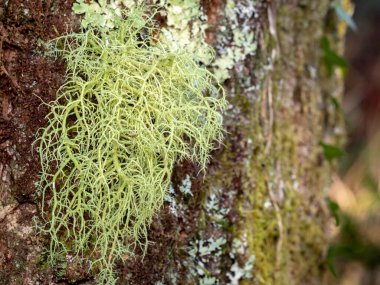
[329,0,380,284]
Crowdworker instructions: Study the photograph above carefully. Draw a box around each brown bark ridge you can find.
[0,1,344,284]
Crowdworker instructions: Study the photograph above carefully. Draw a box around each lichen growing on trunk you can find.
[35,6,226,284]
[0,1,346,284]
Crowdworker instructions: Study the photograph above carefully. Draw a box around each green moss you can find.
[227,2,335,283]
[36,6,226,284]
[242,142,327,285]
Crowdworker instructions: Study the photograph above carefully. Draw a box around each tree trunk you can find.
[0,1,345,284]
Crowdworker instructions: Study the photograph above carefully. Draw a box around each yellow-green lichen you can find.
[36,6,226,284]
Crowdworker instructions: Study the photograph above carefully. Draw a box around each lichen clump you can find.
[36,7,226,284]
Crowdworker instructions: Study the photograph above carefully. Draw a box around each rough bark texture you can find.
[0,1,344,284]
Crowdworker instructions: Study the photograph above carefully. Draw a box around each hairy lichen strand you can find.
[36,7,226,284]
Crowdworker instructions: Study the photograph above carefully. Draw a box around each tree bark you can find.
[0,1,345,284]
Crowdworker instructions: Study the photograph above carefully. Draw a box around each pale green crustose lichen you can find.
[156,0,213,64]
[227,237,256,284]
[72,0,143,28]
[212,0,257,82]
[183,187,255,284]
[164,175,193,217]
[36,6,226,284]
[156,0,258,82]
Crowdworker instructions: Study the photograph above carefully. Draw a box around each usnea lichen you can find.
[36,6,226,284]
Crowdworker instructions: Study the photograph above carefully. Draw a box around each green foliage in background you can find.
[332,0,357,31]
[320,37,348,77]
[36,6,226,284]
[319,141,345,162]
